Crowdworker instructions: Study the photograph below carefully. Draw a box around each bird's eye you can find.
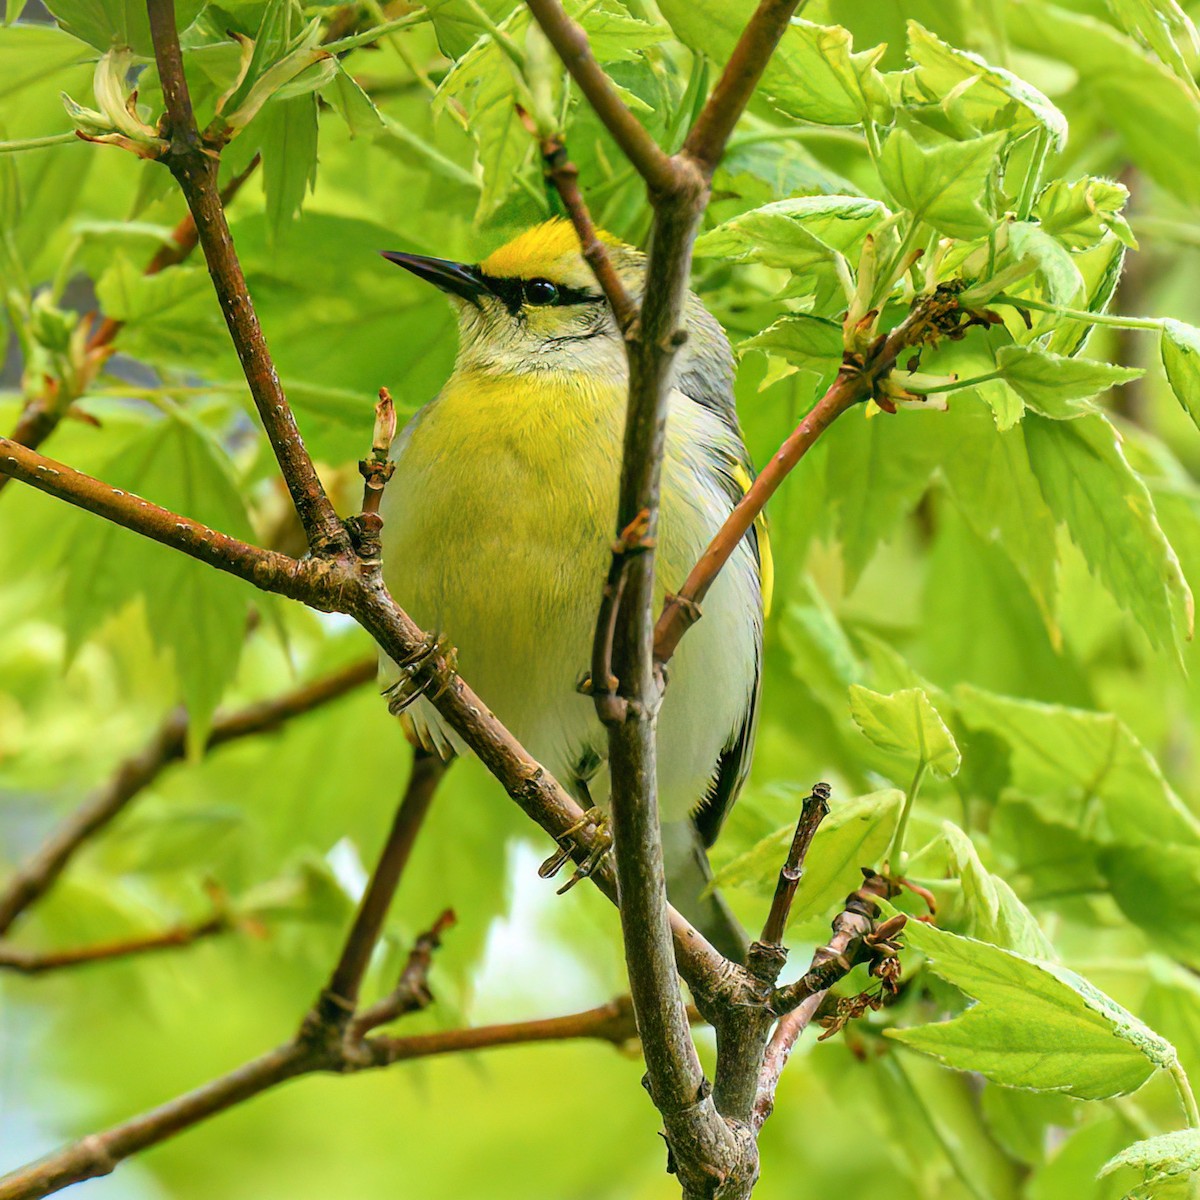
[524,278,559,306]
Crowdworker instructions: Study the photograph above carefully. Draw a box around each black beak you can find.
[380,251,489,304]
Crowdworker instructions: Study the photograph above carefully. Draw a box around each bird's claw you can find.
[383,631,457,716]
[538,808,611,894]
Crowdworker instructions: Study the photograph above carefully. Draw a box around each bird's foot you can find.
[382,631,457,716]
[538,807,611,894]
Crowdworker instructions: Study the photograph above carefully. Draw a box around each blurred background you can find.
[4,1,1200,1197]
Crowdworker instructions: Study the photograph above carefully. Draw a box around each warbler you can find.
[379,220,769,960]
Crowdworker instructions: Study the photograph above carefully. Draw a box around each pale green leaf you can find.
[1008,222,1085,306]
[740,315,842,397]
[1161,319,1200,434]
[941,822,1055,958]
[996,345,1142,420]
[849,685,960,777]
[890,921,1176,1099]
[1035,177,1135,250]
[259,95,320,244]
[1102,844,1200,966]
[956,686,1200,847]
[1100,1130,1200,1183]
[878,127,1005,239]
[1023,412,1192,650]
[42,0,205,54]
[898,21,1067,147]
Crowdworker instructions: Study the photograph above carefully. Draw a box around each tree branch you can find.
[320,750,447,1018]
[0,657,375,937]
[758,783,831,946]
[681,0,802,178]
[0,914,228,975]
[524,0,679,196]
[147,0,346,556]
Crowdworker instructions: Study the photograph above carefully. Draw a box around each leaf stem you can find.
[886,760,927,876]
[1172,1062,1200,1129]
[0,132,80,154]
[994,294,1165,331]
[1015,125,1050,221]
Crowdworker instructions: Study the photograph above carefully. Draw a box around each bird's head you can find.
[382,219,643,377]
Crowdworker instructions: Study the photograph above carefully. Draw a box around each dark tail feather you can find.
[661,820,749,965]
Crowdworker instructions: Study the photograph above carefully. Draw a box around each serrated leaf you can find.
[849,685,961,777]
[1035,177,1135,251]
[1023,412,1192,650]
[878,126,1005,239]
[322,64,384,136]
[712,789,902,925]
[889,921,1177,1099]
[259,94,319,243]
[897,21,1067,147]
[95,255,208,322]
[996,345,1142,419]
[657,1,888,125]
[1101,1131,1200,1183]
[61,410,254,749]
[957,686,1200,847]
[1008,222,1085,306]
[942,822,1055,958]
[1161,319,1200,434]
[740,315,842,396]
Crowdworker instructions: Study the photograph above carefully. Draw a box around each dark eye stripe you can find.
[475,270,602,314]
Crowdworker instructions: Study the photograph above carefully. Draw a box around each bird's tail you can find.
[661,819,749,965]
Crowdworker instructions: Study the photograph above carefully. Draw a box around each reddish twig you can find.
[0,914,228,975]
[0,657,375,937]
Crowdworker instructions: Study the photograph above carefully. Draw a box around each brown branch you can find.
[0,914,228,975]
[681,0,803,178]
[524,0,679,196]
[0,993,691,1200]
[758,783,831,946]
[0,657,375,937]
[654,291,957,668]
[321,751,447,1018]
[0,159,260,497]
[147,0,346,556]
[531,127,638,332]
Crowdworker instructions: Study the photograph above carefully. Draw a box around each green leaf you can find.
[1023,412,1192,650]
[1008,222,1085,307]
[95,255,209,322]
[941,822,1055,958]
[956,686,1200,848]
[995,345,1142,419]
[42,0,205,54]
[740,315,842,397]
[1100,1131,1200,1184]
[849,685,961,777]
[878,126,1005,239]
[1011,0,1200,206]
[1160,319,1200,434]
[939,401,1058,630]
[323,64,384,137]
[1102,844,1200,967]
[889,921,1177,1100]
[712,789,902,924]
[897,21,1067,147]
[60,410,254,748]
[657,1,888,125]
[258,94,319,243]
[695,194,887,270]
[1035,177,1135,251]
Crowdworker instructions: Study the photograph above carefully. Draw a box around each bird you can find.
[378,219,769,961]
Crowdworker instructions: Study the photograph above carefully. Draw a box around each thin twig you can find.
[530,125,638,331]
[0,914,228,975]
[321,750,448,1018]
[147,0,347,556]
[0,658,375,936]
[758,783,831,946]
[525,0,679,195]
[0,159,260,496]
